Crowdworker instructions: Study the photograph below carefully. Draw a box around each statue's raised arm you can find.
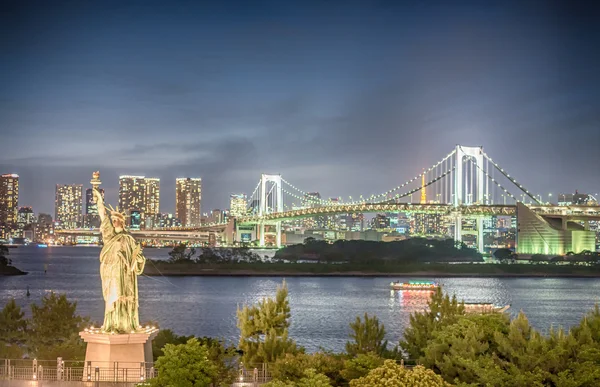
[93,188,107,223]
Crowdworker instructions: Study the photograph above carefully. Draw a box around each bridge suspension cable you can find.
[481,151,541,204]
[470,158,519,203]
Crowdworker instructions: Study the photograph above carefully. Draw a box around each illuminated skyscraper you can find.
[119,176,160,225]
[175,177,201,227]
[16,206,35,236]
[144,178,160,219]
[55,184,83,229]
[119,176,146,214]
[229,193,247,218]
[0,174,19,238]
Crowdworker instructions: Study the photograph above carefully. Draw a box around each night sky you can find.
[1,0,599,215]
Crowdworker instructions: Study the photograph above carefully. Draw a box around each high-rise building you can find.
[229,193,247,218]
[85,188,105,228]
[119,176,146,214]
[36,213,54,243]
[119,176,160,226]
[55,184,83,229]
[372,214,391,230]
[175,177,201,227]
[145,178,160,220]
[558,191,597,206]
[130,210,142,230]
[16,206,35,236]
[0,174,19,238]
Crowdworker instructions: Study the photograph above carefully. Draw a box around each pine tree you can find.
[237,280,299,364]
[345,313,388,357]
[0,299,28,358]
[27,292,87,358]
[400,287,465,361]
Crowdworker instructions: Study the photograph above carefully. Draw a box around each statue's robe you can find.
[99,216,146,333]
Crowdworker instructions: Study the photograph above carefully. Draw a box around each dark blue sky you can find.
[1,0,599,214]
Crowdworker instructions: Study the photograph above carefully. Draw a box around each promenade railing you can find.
[0,358,156,383]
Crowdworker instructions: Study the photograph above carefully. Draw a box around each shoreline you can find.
[143,269,600,278]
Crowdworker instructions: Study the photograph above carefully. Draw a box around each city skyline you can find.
[1,1,599,214]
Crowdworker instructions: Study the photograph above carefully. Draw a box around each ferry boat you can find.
[463,303,510,314]
[390,280,439,291]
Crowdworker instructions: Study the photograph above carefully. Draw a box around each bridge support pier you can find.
[275,222,282,248]
[454,214,462,246]
[259,223,265,247]
[477,217,484,253]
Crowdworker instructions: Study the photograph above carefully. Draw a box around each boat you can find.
[463,303,510,314]
[390,280,439,291]
[37,244,48,248]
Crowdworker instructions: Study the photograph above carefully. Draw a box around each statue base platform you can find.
[79,327,158,382]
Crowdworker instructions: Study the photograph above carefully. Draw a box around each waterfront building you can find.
[55,184,83,229]
[157,213,181,228]
[16,206,35,236]
[85,187,104,228]
[558,191,597,206]
[176,177,201,227]
[372,213,390,230]
[302,192,324,229]
[0,173,19,238]
[229,193,247,218]
[36,213,54,243]
[412,213,443,235]
[130,210,142,230]
[119,176,161,226]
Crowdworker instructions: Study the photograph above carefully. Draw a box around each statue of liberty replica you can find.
[90,171,146,333]
[80,173,157,380]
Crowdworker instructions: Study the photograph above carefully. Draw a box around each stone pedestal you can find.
[79,328,158,382]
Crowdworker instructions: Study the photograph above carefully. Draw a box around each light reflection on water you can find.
[2,246,600,352]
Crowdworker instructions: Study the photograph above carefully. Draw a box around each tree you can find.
[346,313,388,357]
[152,329,195,360]
[296,369,332,387]
[237,280,299,364]
[27,292,87,359]
[150,338,218,387]
[340,353,384,382]
[270,352,344,386]
[0,243,12,267]
[400,287,465,361]
[420,313,511,384]
[530,254,547,263]
[168,243,196,263]
[0,299,28,358]
[349,361,450,387]
[494,248,514,261]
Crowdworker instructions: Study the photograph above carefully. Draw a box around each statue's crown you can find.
[107,204,127,222]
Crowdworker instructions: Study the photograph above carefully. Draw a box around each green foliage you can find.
[266,368,332,387]
[349,361,450,387]
[237,280,299,364]
[0,299,27,358]
[296,369,333,387]
[276,238,483,264]
[346,313,388,357]
[168,243,196,263]
[152,329,236,385]
[152,329,195,360]
[400,287,465,361]
[27,292,87,359]
[150,338,218,387]
[270,352,344,385]
[339,353,384,382]
[420,313,511,384]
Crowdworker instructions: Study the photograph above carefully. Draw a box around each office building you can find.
[176,177,201,227]
[119,176,161,226]
[229,193,247,218]
[16,206,35,236]
[130,210,142,230]
[36,213,54,243]
[558,191,597,206]
[55,184,83,229]
[85,188,105,228]
[0,174,19,238]
[372,214,390,230]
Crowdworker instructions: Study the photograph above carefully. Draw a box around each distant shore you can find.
[144,262,600,278]
[0,265,27,276]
